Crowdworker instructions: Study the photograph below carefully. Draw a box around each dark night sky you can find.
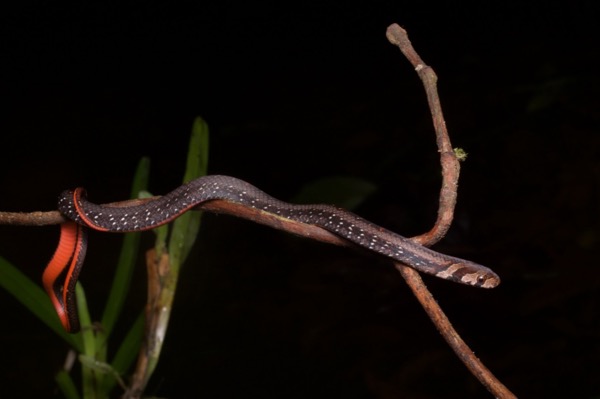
[1,2,599,398]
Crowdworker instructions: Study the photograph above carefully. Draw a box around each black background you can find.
[1,1,599,398]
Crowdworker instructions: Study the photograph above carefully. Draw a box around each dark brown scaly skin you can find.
[59,175,500,288]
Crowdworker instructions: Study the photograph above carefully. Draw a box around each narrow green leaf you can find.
[77,284,95,356]
[0,256,81,350]
[183,116,210,183]
[76,284,102,399]
[55,370,81,399]
[169,116,209,264]
[101,311,145,393]
[111,311,145,374]
[101,157,150,336]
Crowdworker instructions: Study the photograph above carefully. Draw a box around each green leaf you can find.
[76,284,104,399]
[55,369,81,399]
[77,284,94,357]
[183,116,210,183]
[111,311,145,375]
[169,116,209,265]
[101,157,150,336]
[292,176,377,210]
[0,256,81,350]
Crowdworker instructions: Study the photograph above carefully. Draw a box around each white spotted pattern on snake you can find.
[58,175,499,288]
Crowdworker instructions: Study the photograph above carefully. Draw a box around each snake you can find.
[43,175,500,333]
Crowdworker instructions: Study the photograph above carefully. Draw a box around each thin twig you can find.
[0,200,352,248]
[386,23,515,398]
[0,210,63,226]
[386,24,458,246]
[397,265,514,397]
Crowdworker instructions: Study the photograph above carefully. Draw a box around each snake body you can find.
[45,175,499,332]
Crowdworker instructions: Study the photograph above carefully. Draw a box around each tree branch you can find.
[387,23,515,398]
[0,199,354,249]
